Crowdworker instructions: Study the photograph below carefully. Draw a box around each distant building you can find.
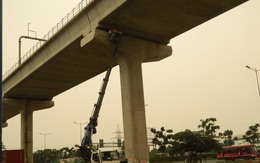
[233,134,250,145]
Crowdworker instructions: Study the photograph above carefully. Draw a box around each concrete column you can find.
[21,101,33,163]
[117,36,172,163]
[119,58,147,163]
[1,98,55,163]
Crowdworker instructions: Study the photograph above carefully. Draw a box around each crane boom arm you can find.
[81,56,115,147]
[78,29,122,163]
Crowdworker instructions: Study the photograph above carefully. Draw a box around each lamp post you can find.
[18,36,46,65]
[245,65,260,98]
[18,23,47,65]
[73,121,87,144]
[39,133,51,149]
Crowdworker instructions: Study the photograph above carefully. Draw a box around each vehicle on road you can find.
[217,144,258,161]
[92,150,121,163]
[60,150,121,163]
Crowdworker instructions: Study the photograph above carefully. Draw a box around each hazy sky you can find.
[3,0,260,151]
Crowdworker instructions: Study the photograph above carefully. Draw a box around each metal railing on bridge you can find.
[3,0,94,81]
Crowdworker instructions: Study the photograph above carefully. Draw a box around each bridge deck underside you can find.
[2,0,248,121]
[4,37,115,101]
[99,0,247,44]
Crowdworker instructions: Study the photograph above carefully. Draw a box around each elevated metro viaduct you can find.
[2,0,248,162]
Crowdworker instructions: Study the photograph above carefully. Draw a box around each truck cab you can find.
[92,150,121,163]
[60,150,121,163]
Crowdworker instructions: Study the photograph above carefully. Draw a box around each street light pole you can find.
[73,122,87,144]
[39,133,51,149]
[18,36,46,65]
[246,65,260,98]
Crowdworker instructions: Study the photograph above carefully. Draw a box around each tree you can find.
[150,118,222,162]
[151,127,173,153]
[33,149,60,163]
[151,124,222,162]
[198,117,220,137]
[2,143,6,150]
[59,147,77,159]
[243,123,260,144]
[219,129,235,146]
[33,147,79,163]
[172,129,221,162]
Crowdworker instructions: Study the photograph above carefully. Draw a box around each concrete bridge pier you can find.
[3,98,54,163]
[21,100,54,163]
[117,36,172,163]
[20,103,33,163]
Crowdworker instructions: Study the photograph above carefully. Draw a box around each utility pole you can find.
[73,121,87,144]
[39,133,51,149]
[246,65,260,99]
